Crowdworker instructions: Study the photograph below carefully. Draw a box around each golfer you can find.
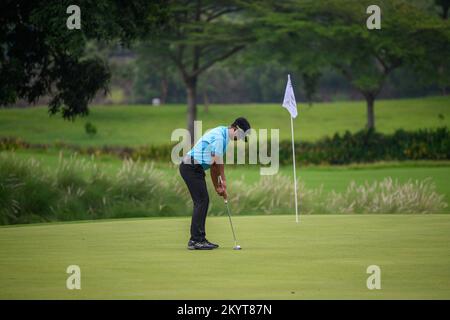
[179,117,251,250]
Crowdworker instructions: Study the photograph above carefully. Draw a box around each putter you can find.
[218,176,241,250]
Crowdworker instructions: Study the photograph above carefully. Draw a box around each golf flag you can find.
[282,74,298,118]
[282,74,299,223]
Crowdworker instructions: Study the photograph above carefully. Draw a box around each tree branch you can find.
[193,45,245,77]
[333,63,353,82]
[168,44,188,80]
[374,52,402,75]
[206,7,241,22]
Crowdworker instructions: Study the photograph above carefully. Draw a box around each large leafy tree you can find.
[249,0,450,129]
[0,0,168,118]
[139,0,255,142]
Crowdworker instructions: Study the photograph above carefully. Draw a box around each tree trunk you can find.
[366,95,375,130]
[186,78,197,144]
[203,91,209,113]
[442,4,449,20]
[160,76,168,104]
[438,65,448,95]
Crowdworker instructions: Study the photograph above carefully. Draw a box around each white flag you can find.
[282,74,298,118]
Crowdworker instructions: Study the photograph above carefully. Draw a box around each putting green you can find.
[1,215,449,299]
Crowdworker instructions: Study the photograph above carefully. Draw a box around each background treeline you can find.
[3,0,449,138]
[88,49,446,105]
[9,43,445,107]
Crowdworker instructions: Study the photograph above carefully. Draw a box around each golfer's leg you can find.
[197,180,209,240]
[189,171,209,241]
[179,164,208,242]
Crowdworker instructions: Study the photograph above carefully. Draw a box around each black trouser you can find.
[179,161,209,242]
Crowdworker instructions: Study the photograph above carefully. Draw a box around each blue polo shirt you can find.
[187,126,229,170]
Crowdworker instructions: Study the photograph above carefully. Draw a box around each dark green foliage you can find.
[435,0,450,19]
[244,0,450,128]
[278,127,450,165]
[130,127,450,165]
[130,127,450,164]
[84,122,97,138]
[48,57,110,119]
[134,0,256,138]
[0,0,168,118]
[1,127,449,165]
[302,71,321,105]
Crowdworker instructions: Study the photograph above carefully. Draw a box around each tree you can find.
[250,0,450,129]
[436,0,450,19]
[133,44,177,104]
[140,0,255,142]
[0,0,168,118]
[434,0,450,94]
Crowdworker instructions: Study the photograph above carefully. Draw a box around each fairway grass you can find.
[1,96,449,146]
[1,215,449,299]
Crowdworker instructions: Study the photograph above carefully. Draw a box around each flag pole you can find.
[290,116,299,223]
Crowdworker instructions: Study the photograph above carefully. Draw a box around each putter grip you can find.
[218,176,227,203]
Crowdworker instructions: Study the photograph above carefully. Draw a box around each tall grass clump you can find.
[326,178,447,214]
[0,156,57,224]
[212,176,446,215]
[0,153,187,224]
[0,152,447,225]
[208,175,324,215]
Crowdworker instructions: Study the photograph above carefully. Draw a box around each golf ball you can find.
[235,245,241,250]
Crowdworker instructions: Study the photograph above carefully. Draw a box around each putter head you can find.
[233,245,241,250]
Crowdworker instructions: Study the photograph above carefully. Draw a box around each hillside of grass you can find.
[0,96,449,146]
[1,215,449,299]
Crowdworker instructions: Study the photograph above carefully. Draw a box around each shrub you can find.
[1,127,449,165]
[84,122,97,138]
[94,126,450,164]
[279,127,450,165]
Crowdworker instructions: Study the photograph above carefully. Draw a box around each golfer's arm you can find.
[210,156,225,189]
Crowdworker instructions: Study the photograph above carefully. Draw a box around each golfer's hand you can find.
[216,176,227,199]
[216,188,228,200]
[216,186,225,196]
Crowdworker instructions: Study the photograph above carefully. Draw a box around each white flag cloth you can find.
[282,74,298,118]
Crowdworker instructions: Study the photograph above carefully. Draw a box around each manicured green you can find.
[1,96,449,146]
[0,215,449,299]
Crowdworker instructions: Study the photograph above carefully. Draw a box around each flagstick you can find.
[290,116,299,223]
